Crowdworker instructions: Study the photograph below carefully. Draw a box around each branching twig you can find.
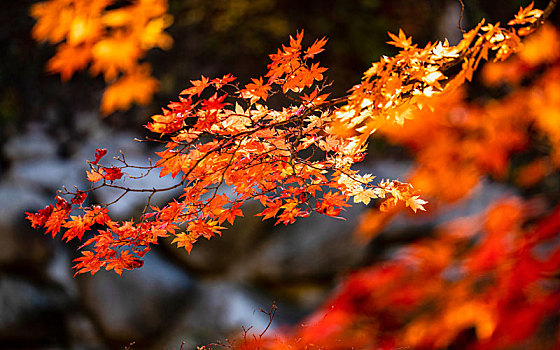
[457,0,466,34]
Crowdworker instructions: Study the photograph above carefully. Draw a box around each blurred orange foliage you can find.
[357,23,560,217]
[293,200,560,349]
[31,0,173,114]
[26,2,560,348]
[227,200,560,350]
[305,23,560,350]
[219,23,560,350]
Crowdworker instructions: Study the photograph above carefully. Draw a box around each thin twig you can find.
[457,0,466,34]
[259,302,278,338]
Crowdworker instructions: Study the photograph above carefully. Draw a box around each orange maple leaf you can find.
[100,64,159,114]
[171,232,198,253]
[62,215,91,241]
[47,43,92,81]
[87,168,105,182]
[180,75,211,97]
[239,77,272,103]
[304,37,328,59]
[387,29,415,50]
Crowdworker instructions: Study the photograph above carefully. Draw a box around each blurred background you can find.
[1,0,559,349]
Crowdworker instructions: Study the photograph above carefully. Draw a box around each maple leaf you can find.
[103,167,123,181]
[90,31,142,81]
[66,14,104,45]
[211,74,237,89]
[147,112,186,135]
[387,29,414,50]
[508,2,543,26]
[71,190,88,205]
[91,148,107,165]
[239,77,271,104]
[29,1,63,42]
[180,75,211,97]
[44,205,71,238]
[47,43,92,81]
[106,250,140,276]
[275,199,310,225]
[304,37,328,59]
[187,219,224,239]
[73,251,104,276]
[405,196,428,213]
[83,206,110,225]
[256,199,284,221]
[308,62,328,83]
[201,93,229,111]
[62,215,91,241]
[140,14,174,50]
[26,204,54,228]
[352,188,379,206]
[171,232,198,253]
[316,191,351,218]
[87,168,104,182]
[288,30,304,51]
[155,149,185,178]
[100,64,159,114]
[301,88,330,105]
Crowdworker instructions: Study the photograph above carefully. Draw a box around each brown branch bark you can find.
[542,0,559,22]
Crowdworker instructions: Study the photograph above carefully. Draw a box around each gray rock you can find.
[2,124,58,161]
[78,250,193,345]
[240,205,368,283]
[0,181,49,226]
[0,274,71,348]
[0,181,54,271]
[156,281,277,349]
[46,244,79,297]
[0,224,53,272]
[64,311,106,350]
[7,158,84,192]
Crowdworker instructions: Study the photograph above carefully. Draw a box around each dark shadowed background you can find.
[0,0,557,349]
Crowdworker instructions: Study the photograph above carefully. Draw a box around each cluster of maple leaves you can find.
[27,0,548,275]
[237,200,559,350]
[198,13,560,350]
[26,1,560,348]
[357,21,560,237]
[242,14,560,350]
[28,24,431,275]
[30,0,173,114]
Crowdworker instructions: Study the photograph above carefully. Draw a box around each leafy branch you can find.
[27,1,557,276]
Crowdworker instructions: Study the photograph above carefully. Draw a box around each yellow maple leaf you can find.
[386,29,414,50]
[140,14,174,50]
[91,31,142,81]
[67,14,103,45]
[353,188,379,206]
[171,232,198,253]
[30,0,74,43]
[31,0,111,43]
[86,168,104,182]
[406,195,428,212]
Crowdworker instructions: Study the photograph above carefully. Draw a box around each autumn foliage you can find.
[27,1,560,349]
[30,0,173,114]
